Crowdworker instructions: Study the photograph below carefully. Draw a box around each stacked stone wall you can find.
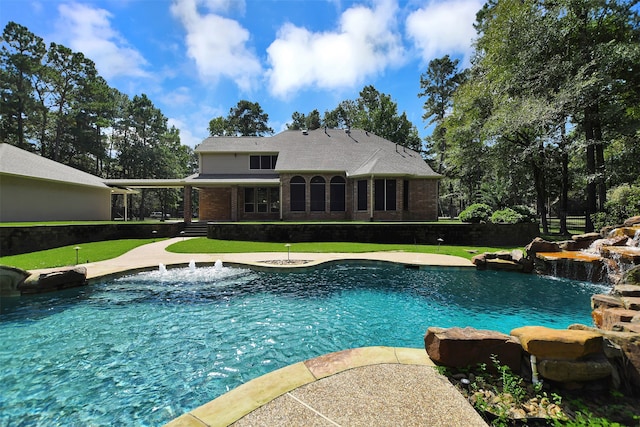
[207,222,539,246]
[1,223,184,256]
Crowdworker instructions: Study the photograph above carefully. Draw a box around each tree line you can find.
[1,22,196,218]
[4,2,639,230]
[420,0,640,232]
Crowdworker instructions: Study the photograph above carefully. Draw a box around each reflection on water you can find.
[0,263,608,426]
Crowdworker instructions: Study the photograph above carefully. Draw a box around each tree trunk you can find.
[594,116,606,211]
[584,106,597,232]
[138,188,147,221]
[559,124,569,235]
[532,145,548,234]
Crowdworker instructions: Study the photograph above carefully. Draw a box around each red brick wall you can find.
[406,179,439,221]
[198,177,440,222]
[199,187,231,221]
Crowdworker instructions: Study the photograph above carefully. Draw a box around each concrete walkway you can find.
[51,237,474,280]
[34,238,483,427]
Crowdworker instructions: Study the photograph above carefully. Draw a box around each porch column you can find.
[231,186,238,221]
[184,185,192,224]
[369,175,374,221]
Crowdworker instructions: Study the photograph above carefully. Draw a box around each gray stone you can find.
[538,357,612,382]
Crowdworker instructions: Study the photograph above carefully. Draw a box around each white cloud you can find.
[266,0,405,98]
[405,0,482,64]
[171,0,261,91]
[55,3,148,80]
[168,117,204,148]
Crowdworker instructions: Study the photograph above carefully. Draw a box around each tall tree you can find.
[0,22,46,149]
[324,86,422,151]
[45,43,96,162]
[227,100,273,136]
[208,100,273,137]
[287,109,321,130]
[418,55,465,173]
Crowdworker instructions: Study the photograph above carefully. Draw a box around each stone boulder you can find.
[425,326,522,373]
[537,355,612,383]
[471,250,534,273]
[524,238,560,257]
[623,216,640,227]
[620,265,640,287]
[510,326,603,360]
[0,265,30,296]
[570,324,640,394]
[18,266,87,294]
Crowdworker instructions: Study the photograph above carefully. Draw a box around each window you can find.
[375,179,396,211]
[269,188,280,212]
[330,176,346,212]
[244,187,279,214]
[310,176,326,211]
[290,176,305,211]
[256,187,268,212]
[249,155,278,170]
[403,180,409,211]
[244,188,255,212]
[357,180,367,211]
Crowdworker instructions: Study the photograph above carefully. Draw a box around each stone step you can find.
[182,223,208,237]
[613,322,640,333]
[592,293,624,309]
[615,284,640,297]
[622,296,640,310]
[601,307,639,330]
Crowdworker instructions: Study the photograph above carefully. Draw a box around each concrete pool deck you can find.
[34,238,483,426]
[57,237,475,280]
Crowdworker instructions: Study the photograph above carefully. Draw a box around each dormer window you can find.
[250,155,278,170]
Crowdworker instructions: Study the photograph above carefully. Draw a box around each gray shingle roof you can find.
[0,143,109,188]
[196,128,440,178]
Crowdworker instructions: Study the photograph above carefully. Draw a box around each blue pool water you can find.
[0,263,608,426]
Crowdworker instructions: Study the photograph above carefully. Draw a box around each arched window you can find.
[330,176,346,212]
[290,176,305,211]
[310,176,326,211]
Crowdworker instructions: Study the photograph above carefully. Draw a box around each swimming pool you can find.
[0,262,608,426]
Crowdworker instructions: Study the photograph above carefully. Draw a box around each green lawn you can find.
[168,238,516,260]
[0,237,520,271]
[0,239,161,270]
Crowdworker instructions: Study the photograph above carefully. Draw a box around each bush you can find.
[590,184,640,229]
[511,205,537,223]
[491,208,525,224]
[459,203,493,223]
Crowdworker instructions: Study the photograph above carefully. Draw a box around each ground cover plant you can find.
[438,357,639,427]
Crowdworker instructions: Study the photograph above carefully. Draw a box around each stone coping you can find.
[164,347,482,427]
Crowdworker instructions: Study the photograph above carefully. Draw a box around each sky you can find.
[1,0,484,147]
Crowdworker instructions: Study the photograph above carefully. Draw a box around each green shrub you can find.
[511,205,537,223]
[490,208,524,224]
[590,184,640,229]
[459,203,493,223]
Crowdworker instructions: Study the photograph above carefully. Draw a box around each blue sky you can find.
[1,0,483,147]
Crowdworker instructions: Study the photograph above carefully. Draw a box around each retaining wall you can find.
[1,223,184,256]
[207,222,540,246]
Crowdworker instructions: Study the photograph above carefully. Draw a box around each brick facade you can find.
[199,187,232,221]
[199,176,439,222]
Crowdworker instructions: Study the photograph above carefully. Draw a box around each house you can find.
[0,128,441,223]
[190,128,441,221]
[0,143,113,222]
